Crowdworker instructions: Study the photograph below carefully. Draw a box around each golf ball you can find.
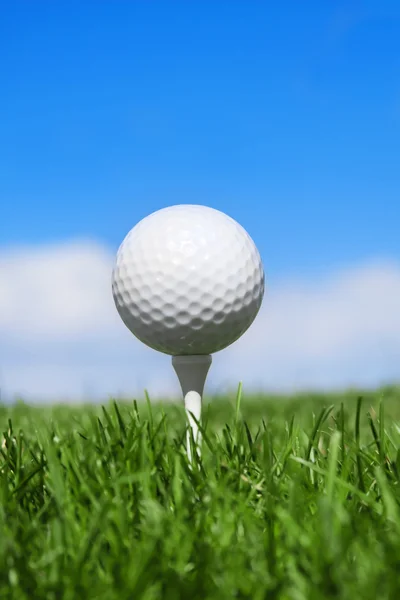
[112,204,264,355]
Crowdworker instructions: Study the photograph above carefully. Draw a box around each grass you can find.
[1,386,400,599]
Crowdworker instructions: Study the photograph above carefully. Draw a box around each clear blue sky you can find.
[1,1,399,280]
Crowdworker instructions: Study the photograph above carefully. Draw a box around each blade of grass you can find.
[306,405,334,461]
[355,396,366,493]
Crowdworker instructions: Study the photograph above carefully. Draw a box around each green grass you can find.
[1,386,400,599]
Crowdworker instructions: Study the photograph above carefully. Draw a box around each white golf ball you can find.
[112,204,264,355]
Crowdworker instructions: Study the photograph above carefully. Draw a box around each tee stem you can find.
[172,355,212,462]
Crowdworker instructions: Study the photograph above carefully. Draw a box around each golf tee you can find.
[172,355,212,462]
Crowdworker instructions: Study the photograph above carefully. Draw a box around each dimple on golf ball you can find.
[112,204,265,355]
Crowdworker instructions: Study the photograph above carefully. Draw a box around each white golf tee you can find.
[172,355,212,462]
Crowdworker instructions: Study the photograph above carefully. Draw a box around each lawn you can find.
[1,386,400,599]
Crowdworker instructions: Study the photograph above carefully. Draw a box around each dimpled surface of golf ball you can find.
[112,204,264,355]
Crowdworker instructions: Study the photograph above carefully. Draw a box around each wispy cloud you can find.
[0,242,399,401]
[220,260,400,392]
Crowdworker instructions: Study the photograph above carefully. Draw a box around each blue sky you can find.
[2,1,399,277]
[1,2,400,399]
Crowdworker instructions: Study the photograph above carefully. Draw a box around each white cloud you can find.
[221,261,400,392]
[0,241,399,401]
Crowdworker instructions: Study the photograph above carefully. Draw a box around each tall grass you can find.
[1,387,400,599]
